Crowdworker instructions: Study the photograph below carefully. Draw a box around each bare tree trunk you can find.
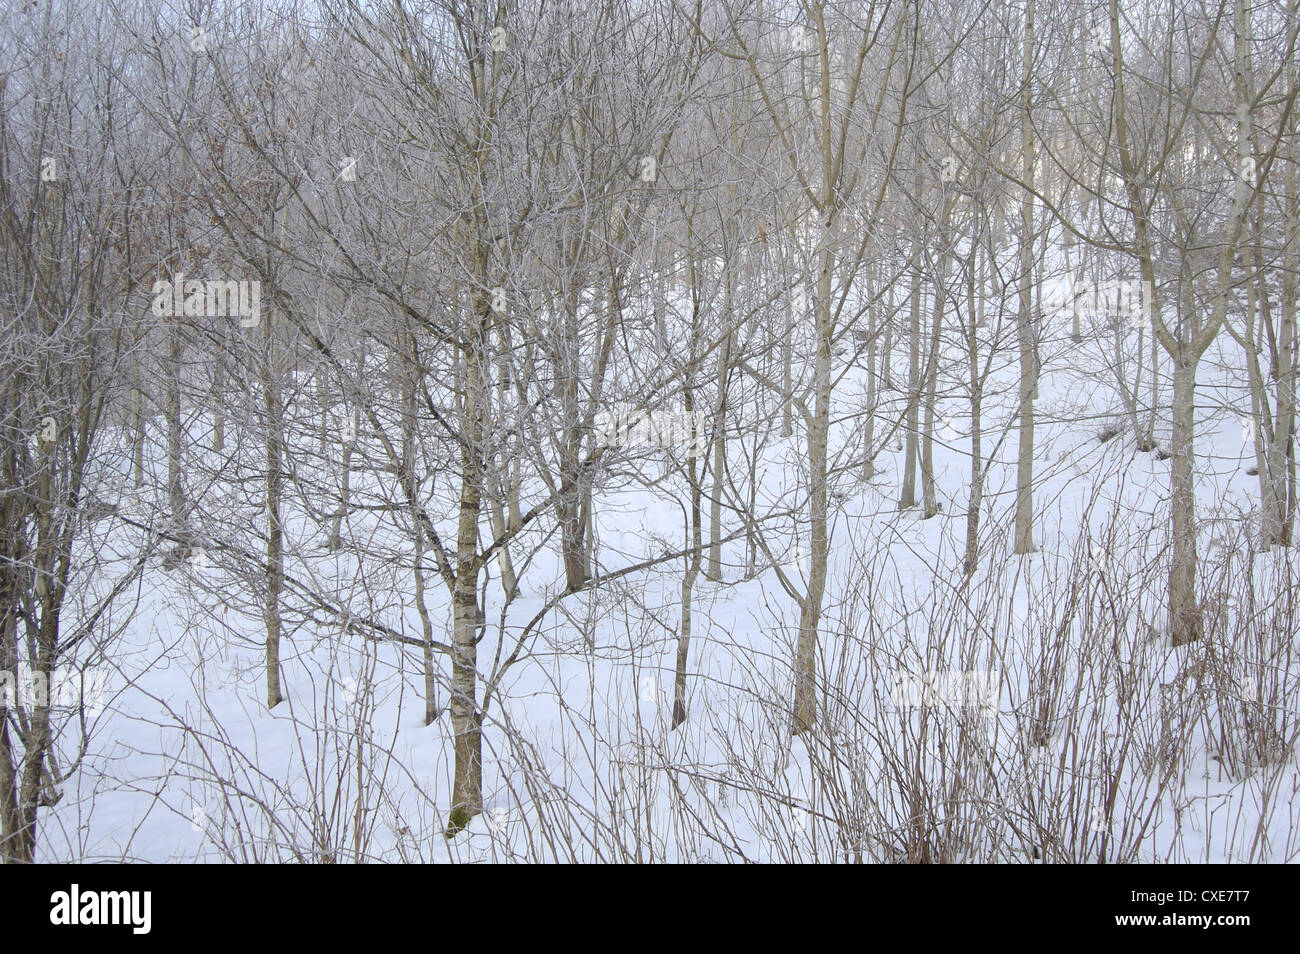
[1163,0,1254,640]
[0,723,18,861]
[212,341,225,455]
[901,240,920,509]
[0,407,19,854]
[964,256,984,575]
[486,494,518,600]
[447,288,487,835]
[1169,360,1202,645]
[4,430,52,861]
[165,318,188,545]
[1148,315,1160,444]
[706,326,731,581]
[316,365,328,459]
[1280,75,1299,545]
[782,310,794,438]
[10,397,65,862]
[132,382,145,489]
[921,246,948,518]
[882,266,894,391]
[1245,264,1284,545]
[500,341,521,583]
[330,412,356,552]
[673,385,701,729]
[507,452,522,531]
[1260,49,1298,546]
[793,233,833,736]
[862,263,878,480]
[782,220,796,439]
[487,347,518,599]
[557,287,589,592]
[329,343,362,551]
[1013,0,1038,553]
[1135,315,1154,451]
[262,312,284,708]
[398,326,440,726]
[1065,229,1082,341]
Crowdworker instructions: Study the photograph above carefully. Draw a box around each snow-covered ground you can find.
[37,295,1300,864]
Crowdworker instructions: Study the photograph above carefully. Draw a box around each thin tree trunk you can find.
[1263,52,1298,546]
[1280,69,1299,545]
[558,286,589,592]
[922,245,948,518]
[399,326,440,726]
[447,283,488,834]
[793,232,833,736]
[782,312,793,438]
[901,240,921,509]
[489,346,518,598]
[882,264,894,391]
[317,366,328,458]
[673,385,701,729]
[166,319,187,545]
[964,253,983,575]
[706,327,731,581]
[1013,0,1038,553]
[262,312,284,708]
[862,263,878,479]
[329,343,363,551]
[1148,317,1159,444]
[1169,360,1202,645]
[4,415,58,862]
[132,382,145,489]
[0,410,19,856]
[212,348,225,455]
